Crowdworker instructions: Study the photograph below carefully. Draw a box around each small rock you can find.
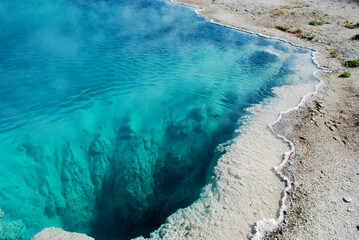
[356,225,359,231]
[32,227,94,240]
[159,228,167,238]
[343,197,352,203]
[0,208,3,218]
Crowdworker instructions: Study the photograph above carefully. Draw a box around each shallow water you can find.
[0,0,316,239]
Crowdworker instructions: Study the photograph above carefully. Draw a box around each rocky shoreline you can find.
[171,0,359,238]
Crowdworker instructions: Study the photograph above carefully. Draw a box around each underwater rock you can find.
[247,50,279,66]
[0,219,26,240]
[31,227,93,240]
[89,137,112,155]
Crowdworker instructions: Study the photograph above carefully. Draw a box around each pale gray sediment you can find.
[32,227,94,240]
[263,67,359,239]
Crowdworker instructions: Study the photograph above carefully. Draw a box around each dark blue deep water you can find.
[0,0,315,239]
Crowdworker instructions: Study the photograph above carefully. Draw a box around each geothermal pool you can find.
[0,0,317,239]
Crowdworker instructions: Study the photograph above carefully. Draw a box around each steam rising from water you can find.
[0,0,317,239]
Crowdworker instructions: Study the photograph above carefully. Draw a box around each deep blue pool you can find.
[0,0,316,239]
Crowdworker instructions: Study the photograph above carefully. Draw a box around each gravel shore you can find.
[171,0,359,239]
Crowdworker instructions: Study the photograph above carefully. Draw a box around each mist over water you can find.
[0,0,316,239]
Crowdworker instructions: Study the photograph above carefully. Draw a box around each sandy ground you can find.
[267,70,359,239]
[170,0,359,239]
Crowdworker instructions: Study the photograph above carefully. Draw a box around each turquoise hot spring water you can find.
[0,0,317,239]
